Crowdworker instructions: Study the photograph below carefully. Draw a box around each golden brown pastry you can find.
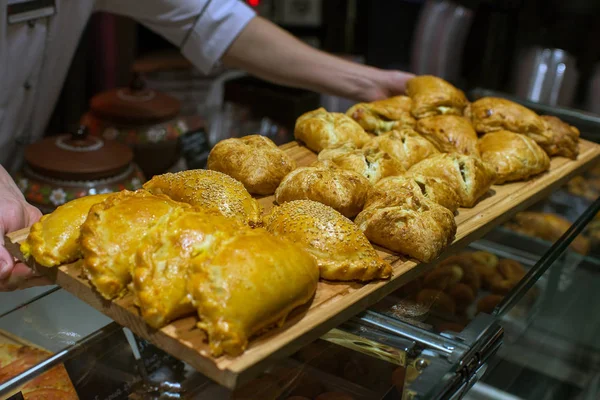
[538,115,580,159]
[465,97,545,136]
[143,169,262,226]
[479,131,550,184]
[294,107,371,152]
[317,143,405,184]
[406,75,468,118]
[264,200,392,281]
[188,228,319,356]
[355,184,456,262]
[438,252,485,293]
[422,265,463,290]
[345,96,415,134]
[408,153,496,207]
[489,259,526,294]
[567,175,600,201]
[447,283,476,312]
[275,164,371,218]
[415,115,480,156]
[206,134,296,195]
[505,211,590,255]
[361,129,440,170]
[20,194,111,267]
[476,294,503,315]
[367,174,461,213]
[132,209,240,329]
[416,289,456,315]
[81,190,189,300]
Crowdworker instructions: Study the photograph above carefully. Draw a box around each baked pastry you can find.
[488,259,526,294]
[567,175,600,201]
[538,115,580,159]
[368,175,461,213]
[361,129,439,170]
[264,200,392,281]
[345,96,415,134]
[447,283,476,312]
[143,169,262,226]
[406,75,468,118]
[416,289,456,314]
[275,164,371,218]
[505,211,590,255]
[20,193,111,267]
[355,184,456,262]
[422,264,463,290]
[408,153,496,207]
[476,294,503,315]
[132,209,240,329]
[317,143,405,184]
[415,115,480,156]
[438,252,485,293]
[188,228,319,356]
[294,107,371,152]
[81,190,189,300]
[479,131,550,184]
[465,97,545,136]
[206,134,296,195]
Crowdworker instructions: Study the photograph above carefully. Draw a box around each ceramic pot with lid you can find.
[14,126,145,214]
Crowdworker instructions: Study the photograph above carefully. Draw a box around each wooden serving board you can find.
[5,139,600,389]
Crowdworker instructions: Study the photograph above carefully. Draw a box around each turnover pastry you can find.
[275,164,370,218]
[188,228,319,356]
[538,115,580,159]
[81,190,189,300]
[294,107,371,152]
[206,134,296,195]
[21,193,111,267]
[479,131,550,184]
[406,75,468,118]
[264,200,392,281]
[361,129,439,170]
[143,169,262,226]
[345,96,415,134]
[317,143,405,184]
[465,97,545,137]
[408,153,496,207]
[415,115,479,156]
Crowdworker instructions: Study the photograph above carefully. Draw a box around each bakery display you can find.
[294,107,371,152]
[465,97,545,137]
[264,200,392,281]
[415,115,480,156]
[361,129,439,170]
[538,116,580,159]
[479,131,550,184]
[206,134,297,195]
[567,160,600,200]
[143,169,262,226]
[406,75,468,118]
[345,95,415,134]
[275,164,371,218]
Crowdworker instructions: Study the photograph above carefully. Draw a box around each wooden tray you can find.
[6,140,600,389]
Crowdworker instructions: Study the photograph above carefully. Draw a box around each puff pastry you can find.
[538,115,580,159]
[465,97,545,136]
[143,169,262,226]
[20,193,111,267]
[317,143,405,184]
[406,75,468,118]
[264,200,392,281]
[355,184,456,262]
[188,228,319,356]
[415,115,480,156]
[294,107,371,152]
[132,209,240,328]
[345,96,415,134]
[206,134,296,195]
[479,131,550,184]
[275,164,370,218]
[81,190,189,299]
[361,129,439,170]
[408,153,496,207]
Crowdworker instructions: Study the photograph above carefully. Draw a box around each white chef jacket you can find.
[0,0,255,172]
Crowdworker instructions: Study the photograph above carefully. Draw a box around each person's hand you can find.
[363,69,415,102]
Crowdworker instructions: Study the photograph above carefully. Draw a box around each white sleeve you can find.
[95,0,256,74]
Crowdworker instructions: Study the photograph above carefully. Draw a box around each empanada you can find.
[143,169,262,226]
[275,164,370,218]
[538,115,580,159]
[361,129,439,170]
[207,134,296,195]
[188,228,319,356]
[415,115,479,156]
[345,96,415,134]
[264,200,392,281]
[479,131,550,184]
[465,97,545,137]
[21,194,111,267]
[294,107,371,152]
[408,153,496,207]
[406,75,468,118]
